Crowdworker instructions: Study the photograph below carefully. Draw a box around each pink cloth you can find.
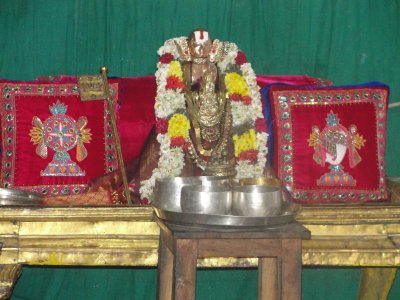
[256,75,332,87]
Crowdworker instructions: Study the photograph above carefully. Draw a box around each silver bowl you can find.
[153,176,232,212]
[197,176,232,188]
[154,177,199,212]
[232,185,282,217]
[181,185,232,215]
[0,188,42,206]
[238,176,292,202]
[239,176,281,187]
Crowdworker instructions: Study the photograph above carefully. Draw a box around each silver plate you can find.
[0,188,42,206]
[153,201,299,228]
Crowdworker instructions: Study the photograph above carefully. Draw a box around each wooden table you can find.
[156,218,310,300]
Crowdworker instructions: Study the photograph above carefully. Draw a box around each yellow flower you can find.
[233,129,257,157]
[167,61,183,79]
[168,114,190,138]
[225,72,249,96]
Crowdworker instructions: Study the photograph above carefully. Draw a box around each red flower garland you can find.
[230,93,251,105]
[238,149,258,163]
[255,118,267,133]
[166,75,185,90]
[159,53,174,64]
[170,136,189,150]
[156,118,168,134]
[235,51,248,65]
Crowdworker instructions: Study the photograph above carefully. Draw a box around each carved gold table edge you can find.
[0,204,399,299]
[0,204,398,266]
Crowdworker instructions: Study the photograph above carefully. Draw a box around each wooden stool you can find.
[156,218,310,300]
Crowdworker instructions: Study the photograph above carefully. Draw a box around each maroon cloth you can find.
[31,75,329,165]
[117,75,329,163]
[118,76,156,164]
[0,74,329,202]
[32,75,333,170]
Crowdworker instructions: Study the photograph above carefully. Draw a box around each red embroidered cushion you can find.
[264,83,388,203]
[0,80,119,196]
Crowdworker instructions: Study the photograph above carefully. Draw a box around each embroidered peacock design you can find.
[29,100,92,176]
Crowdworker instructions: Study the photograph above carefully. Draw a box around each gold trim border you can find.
[0,204,399,267]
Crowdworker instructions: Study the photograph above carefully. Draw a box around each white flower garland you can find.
[140,37,268,200]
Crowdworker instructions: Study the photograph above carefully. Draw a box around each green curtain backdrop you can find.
[1,0,399,174]
[1,0,400,299]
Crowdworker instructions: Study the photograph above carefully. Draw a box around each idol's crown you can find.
[49,100,68,115]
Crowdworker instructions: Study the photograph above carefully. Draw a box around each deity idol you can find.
[138,29,268,202]
[181,31,234,176]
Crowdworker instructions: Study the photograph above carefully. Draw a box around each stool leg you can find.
[281,239,302,300]
[157,232,174,300]
[258,257,279,300]
[173,239,198,300]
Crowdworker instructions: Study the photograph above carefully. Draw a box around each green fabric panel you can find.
[12,266,400,299]
[11,267,365,300]
[389,269,400,300]
[11,267,157,300]
[1,0,400,299]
